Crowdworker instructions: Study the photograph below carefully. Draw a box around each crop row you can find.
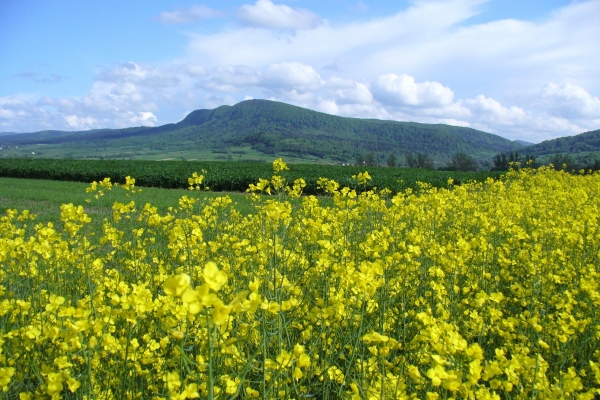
[0,158,503,194]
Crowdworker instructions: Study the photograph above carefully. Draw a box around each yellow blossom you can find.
[163,274,191,297]
[203,262,227,292]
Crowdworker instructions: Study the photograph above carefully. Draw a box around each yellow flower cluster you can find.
[247,158,305,198]
[188,171,208,191]
[1,164,599,398]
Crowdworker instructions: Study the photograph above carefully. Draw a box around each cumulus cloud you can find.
[182,65,207,77]
[465,95,527,125]
[373,74,455,108]
[326,77,373,105]
[158,5,222,24]
[200,65,260,92]
[0,61,209,132]
[64,115,98,130]
[540,83,600,119]
[262,62,323,92]
[97,62,181,88]
[237,0,321,29]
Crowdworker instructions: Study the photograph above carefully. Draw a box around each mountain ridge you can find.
[1,99,582,164]
[524,129,600,156]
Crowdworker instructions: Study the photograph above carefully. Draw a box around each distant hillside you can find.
[0,99,525,163]
[526,129,600,156]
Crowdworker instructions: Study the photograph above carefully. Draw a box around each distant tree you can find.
[356,154,365,166]
[416,153,434,169]
[492,152,509,171]
[493,151,537,171]
[579,153,600,171]
[523,153,536,167]
[549,153,574,170]
[406,153,417,168]
[479,159,492,170]
[364,152,376,167]
[406,152,434,169]
[449,152,478,171]
[386,153,397,167]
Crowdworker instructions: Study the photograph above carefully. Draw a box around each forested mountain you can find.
[1,99,525,163]
[525,129,600,156]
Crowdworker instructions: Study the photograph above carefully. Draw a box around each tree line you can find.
[353,150,600,172]
[355,151,479,171]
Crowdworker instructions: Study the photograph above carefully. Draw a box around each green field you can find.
[0,158,503,195]
[0,177,258,224]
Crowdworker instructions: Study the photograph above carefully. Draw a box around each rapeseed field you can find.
[0,159,599,399]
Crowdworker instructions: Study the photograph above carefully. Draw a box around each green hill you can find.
[0,99,524,164]
[525,129,600,156]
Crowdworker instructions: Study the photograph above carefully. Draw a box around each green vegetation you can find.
[0,177,258,223]
[405,152,435,169]
[526,128,600,156]
[0,99,523,164]
[0,158,504,195]
[491,151,536,171]
[446,152,479,172]
[490,150,600,172]
[386,153,397,167]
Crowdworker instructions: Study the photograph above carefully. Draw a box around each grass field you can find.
[0,177,259,223]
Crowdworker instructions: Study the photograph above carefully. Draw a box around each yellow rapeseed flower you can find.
[203,262,227,292]
[163,274,191,297]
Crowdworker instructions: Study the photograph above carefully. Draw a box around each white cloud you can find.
[177,64,208,77]
[187,0,486,72]
[262,62,323,92]
[436,118,471,128]
[316,99,338,115]
[540,82,600,119]
[326,77,373,105]
[158,5,222,25]
[237,0,321,30]
[373,73,455,108]
[97,62,181,88]
[186,0,599,101]
[0,109,14,119]
[201,65,259,92]
[0,62,199,132]
[65,115,98,130]
[465,95,526,125]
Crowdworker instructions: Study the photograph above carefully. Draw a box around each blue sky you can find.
[1,0,599,142]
